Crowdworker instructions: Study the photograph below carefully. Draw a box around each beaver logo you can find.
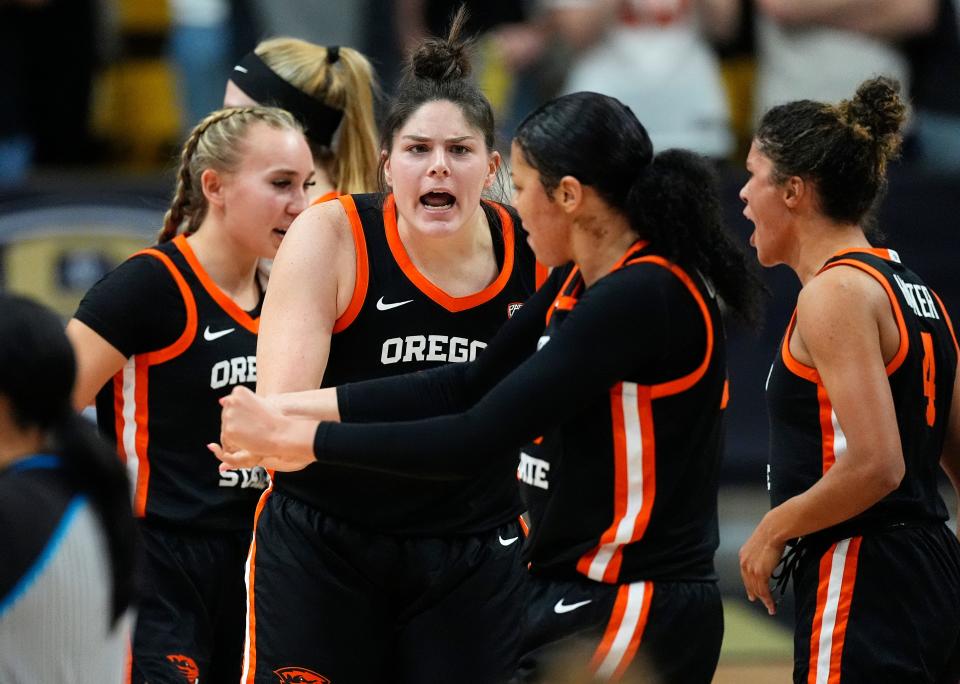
[166,654,200,681]
[274,667,331,683]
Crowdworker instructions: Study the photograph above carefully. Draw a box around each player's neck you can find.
[793,219,870,285]
[185,227,261,308]
[573,208,637,288]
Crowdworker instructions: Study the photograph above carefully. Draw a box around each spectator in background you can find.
[905,0,960,173]
[752,0,936,125]
[543,0,739,160]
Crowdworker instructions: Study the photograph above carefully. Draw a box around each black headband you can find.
[230,51,344,147]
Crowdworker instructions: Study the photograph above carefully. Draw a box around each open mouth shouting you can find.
[420,190,456,212]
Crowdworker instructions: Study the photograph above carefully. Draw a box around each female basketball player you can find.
[66,106,313,683]
[738,77,960,682]
[0,294,137,683]
[216,11,543,684]
[224,37,379,204]
[215,91,763,682]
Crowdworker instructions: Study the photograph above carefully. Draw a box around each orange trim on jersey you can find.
[780,311,821,383]
[628,257,714,399]
[720,378,730,409]
[817,383,837,475]
[310,190,340,206]
[113,374,126,462]
[132,248,199,365]
[807,537,861,684]
[828,247,899,262]
[535,262,549,289]
[590,582,654,681]
[332,194,369,333]
[132,358,151,516]
[518,515,530,536]
[382,194,517,312]
[821,258,909,375]
[546,266,582,326]
[173,235,260,334]
[577,384,656,583]
[243,485,274,684]
[932,290,959,358]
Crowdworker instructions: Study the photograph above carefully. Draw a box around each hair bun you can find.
[843,76,906,140]
[411,37,471,81]
[407,5,472,83]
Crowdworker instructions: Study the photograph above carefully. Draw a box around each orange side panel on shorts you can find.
[243,485,274,684]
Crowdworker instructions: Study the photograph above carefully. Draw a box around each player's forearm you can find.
[271,388,341,423]
[762,453,904,544]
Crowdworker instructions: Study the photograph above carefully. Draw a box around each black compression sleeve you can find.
[314,263,705,478]
[336,266,565,423]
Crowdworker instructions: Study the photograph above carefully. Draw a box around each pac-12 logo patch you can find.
[274,667,332,683]
[166,654,200,681]
[507,302,523,318]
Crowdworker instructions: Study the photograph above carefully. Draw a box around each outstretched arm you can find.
[216,264,682,477]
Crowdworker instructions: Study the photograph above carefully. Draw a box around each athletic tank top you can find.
[275,192,543,534]
[767,248,957,535]
[94,235,268,531]
[523,241,728,583]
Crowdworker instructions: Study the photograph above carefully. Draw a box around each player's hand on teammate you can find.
[738,514,786,616]
[209,386,318,472]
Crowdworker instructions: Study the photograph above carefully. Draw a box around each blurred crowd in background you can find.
[1,0,959,486]
[2,0,959,189]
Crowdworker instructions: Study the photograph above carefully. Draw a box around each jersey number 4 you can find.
[921,331,936,427]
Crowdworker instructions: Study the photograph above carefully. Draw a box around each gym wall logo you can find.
[165,653,200,681]
[274,667,332,683]
[508,302,523,318]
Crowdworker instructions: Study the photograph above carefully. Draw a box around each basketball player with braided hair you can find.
[224,38,380,204]
[66,106,313,683]
[739,77,960,682]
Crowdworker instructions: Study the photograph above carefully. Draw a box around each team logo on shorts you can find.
[274,667,332,683]
[508,302,523,318]
[166,654,200,681]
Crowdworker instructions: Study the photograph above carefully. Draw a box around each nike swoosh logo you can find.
[376,296,414,311]
[499,535,519,546]
[203,326,235,341]
[554,598,592,614]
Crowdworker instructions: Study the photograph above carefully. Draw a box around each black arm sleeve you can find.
[73,254,186,357]
[316,263,702,478]
[337,265,567,422]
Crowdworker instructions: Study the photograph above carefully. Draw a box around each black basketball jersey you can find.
[521,242,728,584]
[90,236,268,531]
[767,248,958,533]
[275,192,543,534]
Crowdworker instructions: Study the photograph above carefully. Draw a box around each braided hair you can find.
[159,106,303,243]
